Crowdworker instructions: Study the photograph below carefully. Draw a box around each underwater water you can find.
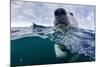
[11,27,95,66]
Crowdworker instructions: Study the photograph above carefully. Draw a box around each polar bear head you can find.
[54,8,78,29]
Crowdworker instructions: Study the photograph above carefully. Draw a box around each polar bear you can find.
[53,8,78,58]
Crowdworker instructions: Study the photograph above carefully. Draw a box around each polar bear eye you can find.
[70,12,73,16]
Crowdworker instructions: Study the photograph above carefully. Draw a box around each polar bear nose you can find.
[54,8,66,17]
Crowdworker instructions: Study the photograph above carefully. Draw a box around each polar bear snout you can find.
[54,8,66,17]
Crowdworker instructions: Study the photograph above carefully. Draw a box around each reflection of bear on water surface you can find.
[54,8,78,58]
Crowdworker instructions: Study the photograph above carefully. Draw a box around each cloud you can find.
[11,0,95,30]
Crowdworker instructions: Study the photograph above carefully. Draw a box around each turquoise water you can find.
[11,36,94,66]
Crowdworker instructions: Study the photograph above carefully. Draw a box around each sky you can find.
[11,0,95,30]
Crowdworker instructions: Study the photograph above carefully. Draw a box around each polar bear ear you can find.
[70,12,73,16]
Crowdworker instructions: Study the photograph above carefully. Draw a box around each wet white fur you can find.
[54,12,78,58]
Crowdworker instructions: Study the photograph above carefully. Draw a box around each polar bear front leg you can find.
[54,43,67,58]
